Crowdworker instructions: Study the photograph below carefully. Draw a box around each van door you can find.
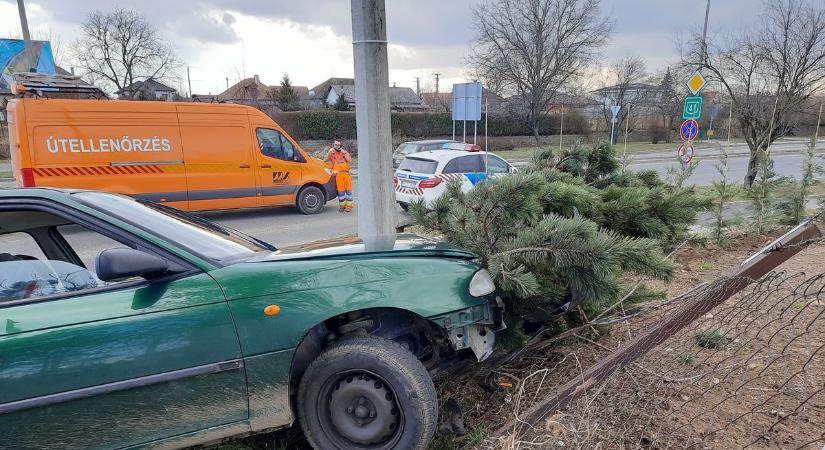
[177,106,258,210]
[252,127,305,207]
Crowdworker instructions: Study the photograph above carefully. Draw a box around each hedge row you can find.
[270,110,589,140]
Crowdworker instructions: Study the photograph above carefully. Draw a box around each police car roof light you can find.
[442,143,482,152]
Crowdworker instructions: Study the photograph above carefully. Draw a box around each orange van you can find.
[6,98,336,214]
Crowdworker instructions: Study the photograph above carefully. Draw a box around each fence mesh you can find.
[480,271,825,450]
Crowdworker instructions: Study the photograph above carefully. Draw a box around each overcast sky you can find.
[0,0,760,95]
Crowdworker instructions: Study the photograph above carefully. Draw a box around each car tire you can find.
[398,202,409,211]
[297,185,325,215]
[297,335,438,450]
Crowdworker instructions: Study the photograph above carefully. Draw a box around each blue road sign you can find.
[680,119,699,141]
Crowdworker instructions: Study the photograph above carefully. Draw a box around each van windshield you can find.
[73,192,274,263]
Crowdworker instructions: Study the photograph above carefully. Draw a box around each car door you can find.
[442,154,486,189]
[252,127,305,207]
[0,201,247,449]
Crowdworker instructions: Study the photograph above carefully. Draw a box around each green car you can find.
[0,188,503,450]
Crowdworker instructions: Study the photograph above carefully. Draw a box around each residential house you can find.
[324,83,426,111]
[218,75,311,111]
[115,78,178,101]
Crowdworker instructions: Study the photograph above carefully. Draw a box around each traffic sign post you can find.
[680,119,700,141]
[609,105,621,145]
[687,72,706,95]
[677,141,695,164]
[682,95,703,120]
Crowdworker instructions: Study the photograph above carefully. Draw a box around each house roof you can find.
[310,77,355,100]
[218,76,310,102]
[328,84,424,107]
[115,78,176,95]
[218,76,269,101]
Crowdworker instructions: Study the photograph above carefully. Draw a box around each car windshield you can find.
[72,192,275,263]
[397,157,438,174]
[395,143,422,155]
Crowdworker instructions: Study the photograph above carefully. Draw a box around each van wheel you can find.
[297,185,325,215]
[297,336,438,450]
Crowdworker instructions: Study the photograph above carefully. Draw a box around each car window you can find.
[0,232,47,260]
[57,224,132,274]
[485,155,511,174]
[257,128,300,162]
[424,143,447,151]
[0,213,137,303]
[396,143,422,155]
[398,157,438,174]
[443,155,484,174]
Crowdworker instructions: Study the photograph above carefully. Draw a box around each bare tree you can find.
[69,8,180,96]
[682,0,825,187]
[594,55,647,133]
[469,0,611,143]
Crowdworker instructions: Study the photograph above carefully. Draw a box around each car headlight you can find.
[469,269,496,297]
[324,168,333,175]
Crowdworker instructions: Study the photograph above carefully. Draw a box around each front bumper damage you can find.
[429,297,506,361]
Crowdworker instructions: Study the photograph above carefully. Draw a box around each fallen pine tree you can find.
[410,141,708,344]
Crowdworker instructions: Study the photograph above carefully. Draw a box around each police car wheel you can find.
[298,336,438,450]
[297,186,325,215]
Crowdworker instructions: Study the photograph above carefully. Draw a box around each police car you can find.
[394,143,516,208]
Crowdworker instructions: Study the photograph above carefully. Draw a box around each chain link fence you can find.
[480,270,825,449]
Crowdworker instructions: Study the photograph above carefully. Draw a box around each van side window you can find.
[257,128,302,162]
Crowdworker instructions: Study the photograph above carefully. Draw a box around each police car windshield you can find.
[73,192,274,263]
[396,143,422,155]
[398,157,437,174]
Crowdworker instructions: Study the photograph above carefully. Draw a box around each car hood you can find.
[245,233,477,263]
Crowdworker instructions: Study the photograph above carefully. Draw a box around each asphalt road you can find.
[628,152,809,185]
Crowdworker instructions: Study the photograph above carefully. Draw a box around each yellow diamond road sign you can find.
[687,72,706,95]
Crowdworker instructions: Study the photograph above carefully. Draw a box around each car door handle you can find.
[239,164,251,169]
[260,164,272,169]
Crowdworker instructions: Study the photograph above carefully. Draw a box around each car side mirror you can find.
[96,248,174,282]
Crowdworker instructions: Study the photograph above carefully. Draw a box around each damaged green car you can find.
[0,188,503,450]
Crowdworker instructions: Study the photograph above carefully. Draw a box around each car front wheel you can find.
[297,335,438,450]
[297,185,325,215]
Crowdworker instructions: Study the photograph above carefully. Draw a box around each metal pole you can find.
[701,0,711,64]
[559,103,564,152]
[622,105,631,164]
[485,97,489,173]
[351,0,395,242]
[17,0,35,72]
[187,66,193,98]
[610,120,616,146]
[474,120,477,145]
[814,102,823,144]
[463,119,466,143]
[452,120,455,141]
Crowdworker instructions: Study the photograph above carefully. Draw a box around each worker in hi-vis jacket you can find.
[326,140,353,212]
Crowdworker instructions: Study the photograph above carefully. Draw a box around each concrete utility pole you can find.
[187,67,193,98]
[17,0,35,72]
[701,0,711,64]
[433,73,441,93]
[351,0,396,243]
[414,76,421,96]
